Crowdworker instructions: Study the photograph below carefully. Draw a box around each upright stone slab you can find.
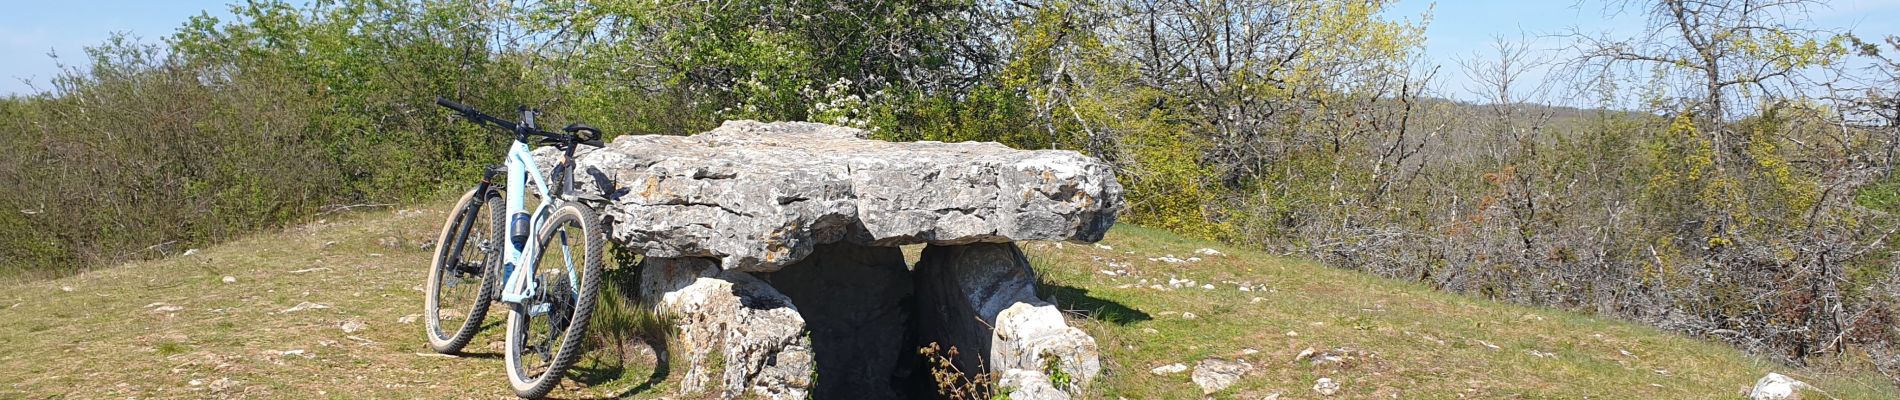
[639,257,815,399]
[912,242,1100,391]
[755,242,914,399]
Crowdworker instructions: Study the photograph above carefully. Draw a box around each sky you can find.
[1,1,1896,98]
[1385,0,1900,103]
[0,0,231,95]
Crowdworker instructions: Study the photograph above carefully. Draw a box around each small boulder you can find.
[338,318,367,334]
[1149,363,1188,375]
[1748,373,1819,400]
[1191,358,1253,394]
[1313,377,1341,396]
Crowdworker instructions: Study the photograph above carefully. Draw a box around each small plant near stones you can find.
[1042,350,1073,389]
[919,342,1000,400]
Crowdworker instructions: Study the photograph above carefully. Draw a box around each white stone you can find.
[1749,373,1817,400]
[278,302,330,314]
[1192,358,1253,394]
[338,318,367,334]
[1314,377,1341,396]
[1150,363,1189,375]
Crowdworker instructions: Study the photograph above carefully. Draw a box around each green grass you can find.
[1014,225,1899,399]
[0,202,1893,398]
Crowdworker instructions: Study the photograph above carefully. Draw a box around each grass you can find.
[0,202,1894,398]
[1012,225,1900,399]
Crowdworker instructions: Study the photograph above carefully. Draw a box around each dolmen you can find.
[540,120,1124,399]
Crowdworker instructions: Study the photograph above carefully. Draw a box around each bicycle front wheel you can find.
[504,202,605,399]
[425,187,504,354]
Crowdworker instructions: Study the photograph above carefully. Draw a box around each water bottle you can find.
[510,212,530,247]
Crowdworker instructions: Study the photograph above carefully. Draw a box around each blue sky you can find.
[1,1,1896,98]
[0,0,230,94]
[1386,0,1900,102]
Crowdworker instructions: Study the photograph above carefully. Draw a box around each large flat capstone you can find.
[553,120,1123,272]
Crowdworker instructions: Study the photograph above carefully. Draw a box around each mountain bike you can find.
[423,97,608,398]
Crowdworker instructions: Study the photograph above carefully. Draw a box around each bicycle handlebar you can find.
[434,97,604,149]
[435,97,476,115]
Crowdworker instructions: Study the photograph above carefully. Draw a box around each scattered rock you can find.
[188,379,203,387]
[280,349,308,357]
[1475,340,1500,350]
[1149,363,1189,375]
[208,377,237,392]
[221,276,237,284]
[278,302,330,314]
[1095,243,1113,250]
[1295,347,1317,361]
[1149,255,1189,263]
[1313,377,1341,396]
[1195,248,1225,256]
[183,249,200,256]
[1524,349,1557,359]
[1748,372,1821,400]
[397,314,419,324]
[1191,358,1253,394]
[289,267,332,274]
[338,318,367,334]
[146,302,184,314]
[1180,312,1199,320]
[377,236,402,248]
[59,286,74,292]
[1305,347,1359,367]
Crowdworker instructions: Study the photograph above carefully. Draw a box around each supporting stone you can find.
[755,242,914,399]
[997,369,1072,400]
[912,242,1100,393]
[639,257,815,399]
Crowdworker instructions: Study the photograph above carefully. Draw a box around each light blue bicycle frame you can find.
[496,139,577,305]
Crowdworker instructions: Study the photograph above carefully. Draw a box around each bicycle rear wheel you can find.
[504,202,604,398]
[424,187,504,354]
